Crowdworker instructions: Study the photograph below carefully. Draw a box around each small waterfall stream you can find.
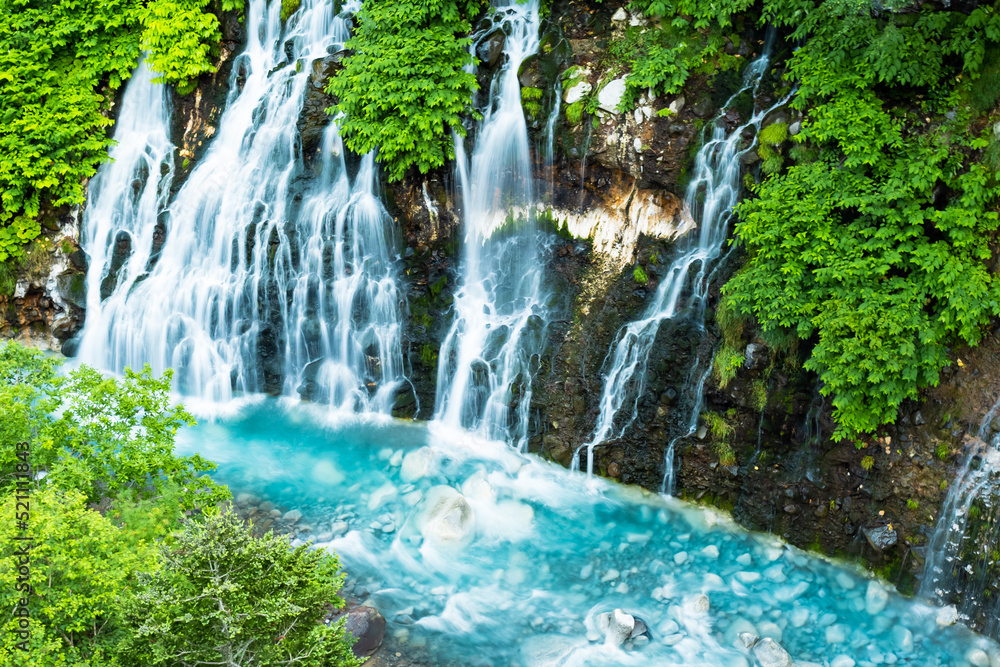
[433,0,549,450]
[577,34,787,484]
[920,397,1000,632]
[78,0,406,414]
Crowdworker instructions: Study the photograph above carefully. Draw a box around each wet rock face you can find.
[298,51,346,157]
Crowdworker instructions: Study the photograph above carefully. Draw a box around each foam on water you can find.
[178,399,998,666]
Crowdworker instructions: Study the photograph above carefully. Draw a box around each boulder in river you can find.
[752,637,795,667]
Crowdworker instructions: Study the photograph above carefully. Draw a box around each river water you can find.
[177,399,997,666]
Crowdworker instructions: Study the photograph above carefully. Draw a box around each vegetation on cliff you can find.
[327,0,484,181]
[0,0,242,265]
[727,0,1000,439]
[0,342,359,666]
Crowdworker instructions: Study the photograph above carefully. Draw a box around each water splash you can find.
[434,0,549,451]
[79,0,405,414]
[577,32,788,482]
[920,396,1000,634]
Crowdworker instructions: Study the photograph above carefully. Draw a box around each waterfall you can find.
[78,0,406,414]
[577,33,787,482]
[433,0,549,450]
[920,398,1000,633]
[77,58,174,366]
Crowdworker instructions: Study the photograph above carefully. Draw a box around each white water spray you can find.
[434,0,549,450]
[577,34,787,483]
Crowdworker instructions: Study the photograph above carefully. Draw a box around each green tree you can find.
[0,341,226,508]
[328,0,483,180]
[0,487,158,665]
[117,511,361,667]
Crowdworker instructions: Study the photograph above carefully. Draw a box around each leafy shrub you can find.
[861,455,874,471]
[0,0,242,261]
[703,410,734,440]
[758,121,788,146]
[118,511,361,667]
[0,488,158,665]
[727,0,1000,439]
[633,264,648,284]
[329,0,483,181]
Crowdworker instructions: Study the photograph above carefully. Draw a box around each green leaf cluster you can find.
[726,0,1000,439]
[0,0,242,262]
[613,0,752,109]
[117,511,360,667]
[328,0,484,181]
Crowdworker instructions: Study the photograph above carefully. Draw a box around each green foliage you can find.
[758,121,788,146]
[713,295,749,388]
[281,0,301,22]
[751,378,768,412]
[633,264,648,284]
[936,442,950,461]
[420,343,438,367]
[118,511,361,667]
[0,487,158,665]
[565,99,585,126]
[140,0,244,94]
[727,0,1000,439]
[521,86,543,117]
[703,410,734,440]
[861,455,874,471]
[0,0,242,260]
[907,498,919,510]
[329,0,483,181]
[614,0,752,109]
[715,442,736,467]
[0,341,226,507]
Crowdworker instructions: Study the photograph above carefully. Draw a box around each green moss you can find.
[751,379,767,412]
[633,264,648,284]
[419,343,437,367]
[430,275,448,298]
[565,100,585,126]
[280,0,300,21]
[521,86,543,117]
[758,121,789,146]
[703,411,734,441]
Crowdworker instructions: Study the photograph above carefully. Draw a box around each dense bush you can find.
[328,0,484,181]
[726,0,1000,439]
[0,0,242,264]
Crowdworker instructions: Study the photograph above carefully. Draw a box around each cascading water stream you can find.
[77,59,174,360]
[79,0,406,414]
[920,395,1000,633]
[434,0,549,450]
[575,33,787,484]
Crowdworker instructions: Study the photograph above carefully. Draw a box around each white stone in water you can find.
[739,632,759,649]
[615,582,629,594]
[389,450,403,467]
[826,623,849,644]
[703,573,725,588]
[691,594,710,613]
[626,531,652,543]
[736,571,761,584]
[764,564,785,582]
[758,621,782,642]
[403,490,422,506]
[867,645,885,664]
[600,569,620,583]
[674,551,688,565]
[746,604,763,619]
[764,547,784,562]
[283,509,302,523]
[598,609,634,647]
[367,483,398,511]
[369,521,382,531]
[417,486,474,545]
[966,648,990,666]
[401,447,436,482]
[789,607,809,628]
[461,471,496,503]
[726,618,758,647]
[831,656,856,667]
[331,521,349,536]
[774,581,809,602]
[381,522,395,533]
[737,553,753,566]
[657,619,679,635]
[378,447,393,460]
[701,545,720,559]
[936,605,959,627]
[836,572,856,589]
[661,633,684,646]
[891,625,913,652]
[753,637,794,667]
[598,78,628,113]
[866,580,889,614]
[580,564,593,579]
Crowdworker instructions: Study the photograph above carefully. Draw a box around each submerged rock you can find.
[753,637,795,667]
[596,608,634,646]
